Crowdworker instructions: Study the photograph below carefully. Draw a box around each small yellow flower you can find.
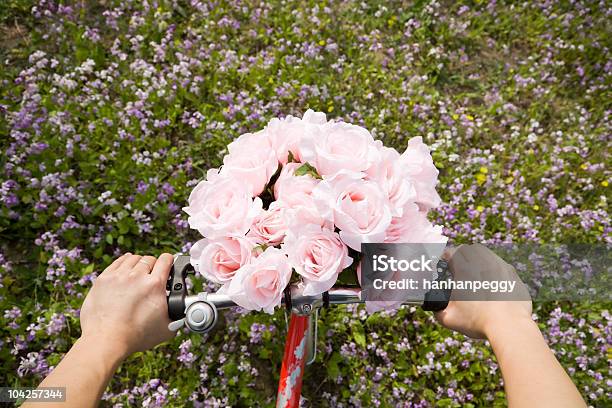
[466,115,474,121]
[319,40,326,46]
[601,180,609,187]
[598,226,604,232]
[268,77,274,84]
[452,114,459,120]
[505,176,514,184]
[580,163,588,170]
[479,166,488,174]
[327,106,334,113]
[533,205,540,211]
[476,205,484,212]
[476,173,487,185]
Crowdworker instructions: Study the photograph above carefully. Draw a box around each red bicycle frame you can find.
[276,313,310,408]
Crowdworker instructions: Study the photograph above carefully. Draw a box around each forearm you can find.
[486,318,585,408]
[22,336,127,408]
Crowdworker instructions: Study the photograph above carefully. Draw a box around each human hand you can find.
[435,244,533,339]
[79,253,176,359]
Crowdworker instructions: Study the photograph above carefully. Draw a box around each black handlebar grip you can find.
[167,255,193,320]
[422,259,452,312]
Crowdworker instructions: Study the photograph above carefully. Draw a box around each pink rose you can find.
[273,163,318,206]
[313,173,392,251]
[226,129,273,155]
[266,116,302,164]
[247,203,288,245]
[223,247,292,314]
[266,109,327,164]
[367,146,417,216]
[302,109,328,125]
[221,130,278,196]
[399,136,441,210]
[384,203,447,244]
[300,121,380,177]
[282,224,353,296]
[190,236,255,284]
[183,174,263,238]
[273,163,328,227]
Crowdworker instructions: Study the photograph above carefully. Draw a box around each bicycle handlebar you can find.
[166,255,450,333]
[195,285,367,312]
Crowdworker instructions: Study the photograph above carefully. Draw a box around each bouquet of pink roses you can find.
[184,110,446,313]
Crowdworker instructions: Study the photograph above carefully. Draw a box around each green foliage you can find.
[0,0,610,407]
[294,163,322,179]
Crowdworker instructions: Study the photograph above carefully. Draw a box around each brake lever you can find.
[167,255,192,322]
[422,259,452,311]
[167,255,218,333]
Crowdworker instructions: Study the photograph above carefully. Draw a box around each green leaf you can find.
[105,233,113,245]
[94,247,103,258]
[423,389,436,400]
[253,243,269,252]
[118,219,130,234]
[82,264,95,276]
[327,352,341,379]
[294,162,321,179]
[353,324,366,348]
[436,398,453,407]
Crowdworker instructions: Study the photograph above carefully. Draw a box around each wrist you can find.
[483,313,538,343]
[77,333,131,364]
